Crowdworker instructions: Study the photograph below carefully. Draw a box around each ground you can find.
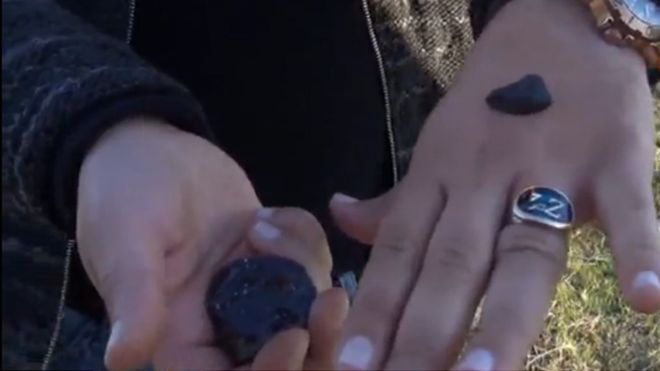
[524,88,660,370]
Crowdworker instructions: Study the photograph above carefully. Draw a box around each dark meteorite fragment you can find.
[206,256,317,366]
[486,74,553,115]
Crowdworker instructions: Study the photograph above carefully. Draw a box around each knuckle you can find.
[377,239,417,257]
[282,207,333,270]
[375,217,426,258]
[373,233,422,266]
[428,234,490,275]
[278,207,325,238]
[474,315,531,345]
[497,225,567,270]
[288,207,319,227]
[355,282,401,323]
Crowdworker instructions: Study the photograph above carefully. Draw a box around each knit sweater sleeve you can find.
[2,0,215,234]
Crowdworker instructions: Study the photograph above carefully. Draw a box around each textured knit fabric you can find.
[2,0,213,233]
[369,0,475,176]
[2,1,213,368]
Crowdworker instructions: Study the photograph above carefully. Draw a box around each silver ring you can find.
[512,186,575,230]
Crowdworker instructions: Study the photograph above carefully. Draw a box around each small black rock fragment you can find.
[206,256,317,366]
[486,74,553,115]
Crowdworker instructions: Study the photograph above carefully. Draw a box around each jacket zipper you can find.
[41,239,75,370]
[126,0,137,44]
[43,3,136,367]
[360,0,399,184]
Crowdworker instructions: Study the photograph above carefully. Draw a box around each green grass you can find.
[525,91,660,370]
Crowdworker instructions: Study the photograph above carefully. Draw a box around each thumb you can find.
[329,188,396,245]
[89,233,168,370]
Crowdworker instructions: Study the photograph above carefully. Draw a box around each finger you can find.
[596,164,660,313]
[329,188,396,245]
[247,211,332,291]
[385,188,506,370]
[454,223,567,371]
[251,328,310,371]
[307,288,350,369]
[78,226,167,371]
[336,179,445,370]
[253,207,332,274]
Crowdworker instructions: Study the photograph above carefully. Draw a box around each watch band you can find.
[582,0,660,70]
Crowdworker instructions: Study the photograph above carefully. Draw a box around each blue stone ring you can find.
[512,186,575,230]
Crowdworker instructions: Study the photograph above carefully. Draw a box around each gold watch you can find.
[582,0,660,69]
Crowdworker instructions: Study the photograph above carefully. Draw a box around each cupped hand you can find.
[330,0,660,370]
[77,119,347,370]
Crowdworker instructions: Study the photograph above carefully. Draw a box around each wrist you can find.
[82,117,236,186]
[490,0,603,46]
[81,118,190,188]
[86,118,183,159]
[96,117,182,141]
[478,0,647,76]
[490,0,591,26]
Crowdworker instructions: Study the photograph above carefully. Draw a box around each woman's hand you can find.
[77,119,346,370]
[330,0,660,369]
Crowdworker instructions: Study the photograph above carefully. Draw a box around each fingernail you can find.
[633,271,660,291]
[332,193,358,204]
[256,207,275,219]
[338,336,373,370]
[456,348,494,371]
[253,221,280,240]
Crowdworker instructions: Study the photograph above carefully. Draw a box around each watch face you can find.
[622,0,660,25]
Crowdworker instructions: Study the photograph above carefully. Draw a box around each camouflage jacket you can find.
[2,0,497,368]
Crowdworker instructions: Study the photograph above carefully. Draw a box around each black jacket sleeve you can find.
[2,0,215,234]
